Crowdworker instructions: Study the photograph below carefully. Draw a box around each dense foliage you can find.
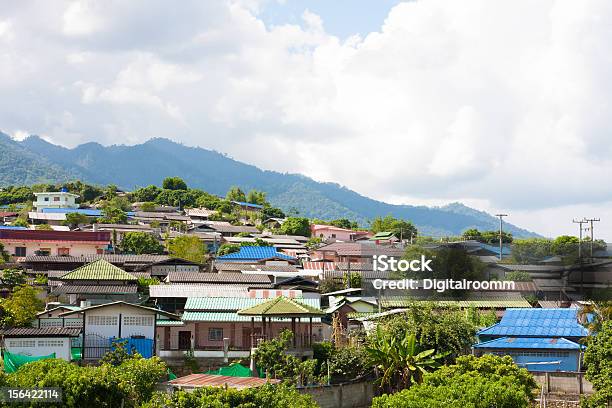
[0,284,44,327]
[372,355,536,408]
[280,217,311,237]
[162,177,188,191]
[371,215,417,240]
[6,354,166,408]
[166,235,207,263]
[582,320,612,407]
[142,383,317,408]
[462,228,513,243]
[120,232,164,254]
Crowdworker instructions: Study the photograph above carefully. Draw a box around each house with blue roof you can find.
[474,308,588,372]
[216,246,297,264]
[477,308,589,342]
[473,337,583,372]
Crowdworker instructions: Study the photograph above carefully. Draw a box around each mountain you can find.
[2,133,539,237]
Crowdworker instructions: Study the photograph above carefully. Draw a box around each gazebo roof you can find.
[237,296,324,317]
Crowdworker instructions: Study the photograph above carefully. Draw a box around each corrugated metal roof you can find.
[166,272,271,284]
[60,259,137,281]
[381,292,532,309]
[0,327,81,337]
[50,284,138,295]
[21,254,171,264]
[156,320,185,326]
[214,263,299,273]
[314,242,404,257]
[473,337,582,350]
[185,296,319,311]
[149,284,262,298]
[477,308,589,338]
[182,311,321,323]
[217,246,296,261]
[237,296,324,316]
[169,373,278,390]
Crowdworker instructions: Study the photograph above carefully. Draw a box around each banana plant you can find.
[365,326,447,392]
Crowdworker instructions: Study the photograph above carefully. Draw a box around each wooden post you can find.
[309,317,313,346]
[291,317,296,348]
[251,317,255,348]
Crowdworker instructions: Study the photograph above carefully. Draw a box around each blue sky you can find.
[259,0,403,38]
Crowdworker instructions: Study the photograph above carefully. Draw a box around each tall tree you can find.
[280,217,311,237]
[1,285,44,327]
[246,190,267,205]
[226,186,246,202]
[120,232,164,255]
[162,177,188,191]
[370,215,417,241]
[167,235,207,264]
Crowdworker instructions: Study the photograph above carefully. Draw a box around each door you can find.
[178,331,191,350]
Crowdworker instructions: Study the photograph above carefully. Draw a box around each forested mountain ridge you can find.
[1,132,539,237]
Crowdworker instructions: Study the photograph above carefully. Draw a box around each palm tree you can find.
[578,301,612,333]
[365,326,447,392]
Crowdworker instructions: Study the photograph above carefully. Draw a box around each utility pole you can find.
[583,218,601,259]
[495,214,508,260]
[572,219,587,261]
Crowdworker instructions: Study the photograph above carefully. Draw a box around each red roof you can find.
[0,212,18,217]
[0,229,111,243]
[169,374,280,390]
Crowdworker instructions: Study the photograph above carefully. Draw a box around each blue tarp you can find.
[109,338,154,358]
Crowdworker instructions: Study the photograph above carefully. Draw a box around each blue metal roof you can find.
[231,201,264,209]
[217,246,296,261]
[41,208,135,217]
[481,243,512,256]
[478,308,588,338]
[473,337,583,350]
[0,226,28,230]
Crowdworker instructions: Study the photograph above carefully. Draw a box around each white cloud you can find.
[1,0,612,238]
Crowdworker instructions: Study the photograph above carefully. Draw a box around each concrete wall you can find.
[85,304,156,339]
[2,241,105,257]
[532,372,594,395]
[4,337,72,361]
[299,381,374,408]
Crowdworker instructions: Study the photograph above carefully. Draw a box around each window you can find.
[208,328,224,341]
[96,248,104,255]
[57,248,70,256]
[88,315,118,326]
[8,340,36,347]
[37,248,51,256]
[53,196,60,202]
[331,234,336,238]
[38,340,64,347]
[123,316,154,326]
[44,197,49,202]
[15,247,26,257]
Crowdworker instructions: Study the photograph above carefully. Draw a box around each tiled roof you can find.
[473,337,583,350]
[237,296,324,316]
[477,308,589,338]
[60,259,137,281]
[21,254,171,264]
[0,327,81,337]
[50,284,138,295]
[216,246,296,261]
[185,296,318,311]
[166,272,271,284]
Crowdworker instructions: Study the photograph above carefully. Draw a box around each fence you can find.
[299,380,374,408]
[531,372,593,395]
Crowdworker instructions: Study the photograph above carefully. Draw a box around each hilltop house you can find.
[0,229,111,257]
[33,189,79,212]
[310,224,371,242]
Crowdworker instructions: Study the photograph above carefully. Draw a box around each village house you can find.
[0,327,82,362]
[311,242,404,264]
[215,246,298,264]
[0,229,111,258]
[310,224,371,242]
[33,188,79,212]
[59,301,179,360]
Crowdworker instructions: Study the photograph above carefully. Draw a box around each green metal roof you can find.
[182,311,321,323]
[156,320,185,326]
[237,296,324,316]
[185,297,319,311]
[369,231,395,240]
[60,259,137,281]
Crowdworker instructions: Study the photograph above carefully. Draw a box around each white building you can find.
[59,301,179,360]
[0,327,82,361]
[33,189,79,211]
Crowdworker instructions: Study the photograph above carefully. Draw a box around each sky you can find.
[1,0,612,239]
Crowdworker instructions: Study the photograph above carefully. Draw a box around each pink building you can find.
[310,224,371,242]
[0,229,111,258]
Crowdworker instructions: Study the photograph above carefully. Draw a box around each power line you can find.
[583,217,601,258]
[495,214,508,260]
[572,219,587,261]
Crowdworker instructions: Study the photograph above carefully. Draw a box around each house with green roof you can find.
[50,259,140,306]
[369,231,399,244]
[157,296,324,360]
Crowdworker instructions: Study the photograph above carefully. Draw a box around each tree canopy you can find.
[162,177,187,191]
[120,232,164,255]
[371,215,417,241]
[280,217,311,237]
[167,235,207,264]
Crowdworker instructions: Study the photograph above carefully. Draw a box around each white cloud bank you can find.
[1,0,612,238]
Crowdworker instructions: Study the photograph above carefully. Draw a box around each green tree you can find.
[64,212,90,228]
[319,277,342,294]
[2,268,26,286]
[162,177,188,191]
[503,271,532,282]
[12,218,29,228]
[35,223,53,230]
[462,228,482,241]
[167,235,207,263]
[139,202,157,212]
[120,232,164,255]
[262,205,285,219]
[579,301,612,334]
[142,384,317,408]
[226,186,246,202]
[0,243,8,263]
[365,327,446,392]
[240,238,272,247]
[480,230,513,244]
[217,243,241,256]
[511,238,554,263]
[99,206,127,224]
[281,217,311,237]
[582,321,612,407]
[343,271,362,288]
[1,285,44,327]
[328,345,371,382]
[131,185,162,202]
[552,235,579,255]
[371,215,417,241]
[246,189,267,205]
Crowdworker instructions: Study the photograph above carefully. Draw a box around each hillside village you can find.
[0,178,611,407]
